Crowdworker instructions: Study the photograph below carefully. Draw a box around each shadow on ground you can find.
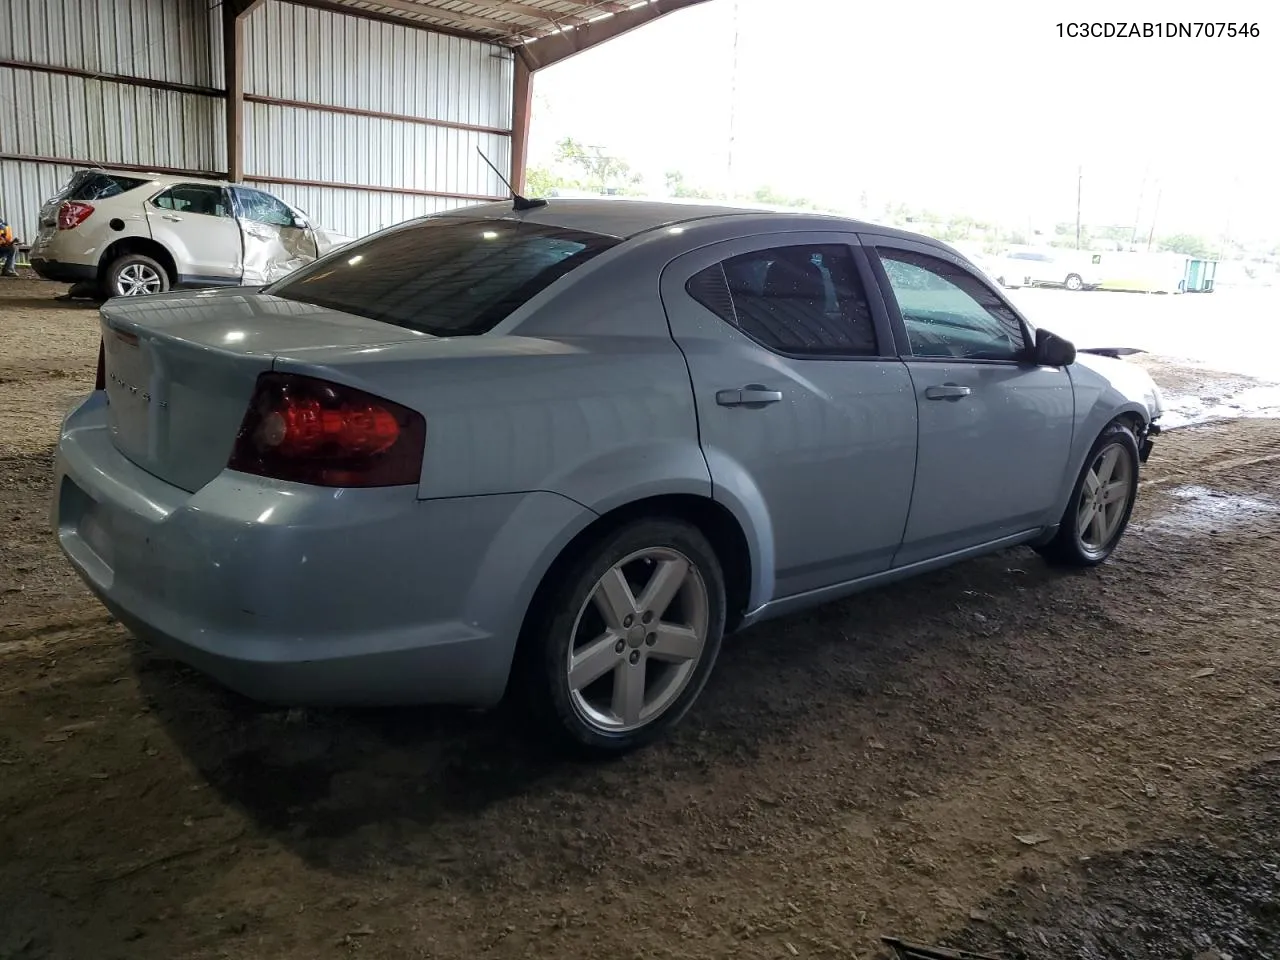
[132,548,1077,872]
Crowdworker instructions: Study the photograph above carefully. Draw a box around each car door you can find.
[661,233,918,601]
[145,183,243,283]
[231,187,320,284]
[864,236,1074,566]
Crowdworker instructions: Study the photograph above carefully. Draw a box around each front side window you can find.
[269,217,619,337]
[686,243,878,356]
[235,188,296,227]
[878,248,1026,361]
[151,184,231,218]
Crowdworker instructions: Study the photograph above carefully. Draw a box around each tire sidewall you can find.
[107,254,170,298]
[534,519,726,754]
[1067,424,1140,562]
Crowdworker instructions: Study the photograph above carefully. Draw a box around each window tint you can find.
[269,217,619,337]
[152,184,231,218]
[67,172,149,201]
[686,244,878,356]
[235,188,295,227]
[878,248,1026,361]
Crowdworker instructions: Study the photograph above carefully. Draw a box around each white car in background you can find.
[991,249,1105,291]
[29,169,352,298]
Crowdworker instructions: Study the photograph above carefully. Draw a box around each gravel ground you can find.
[3,275,1280,960]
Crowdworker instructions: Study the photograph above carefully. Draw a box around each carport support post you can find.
[510,52,534,195]
[223,0,267,184]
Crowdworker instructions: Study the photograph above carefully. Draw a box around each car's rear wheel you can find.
[525,518,726,755]
[105,253,169,298]
[1064,273,1084,291]
[1036,422,1140,567]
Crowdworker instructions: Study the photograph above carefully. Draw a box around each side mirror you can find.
[1033,328,1076,367]
[292,216,308,229]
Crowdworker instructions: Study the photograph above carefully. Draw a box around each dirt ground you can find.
[3,274,1280,960]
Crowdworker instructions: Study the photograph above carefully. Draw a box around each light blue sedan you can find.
[51,200,1164,754]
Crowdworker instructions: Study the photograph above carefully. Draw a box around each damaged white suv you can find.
[29,169,352,298]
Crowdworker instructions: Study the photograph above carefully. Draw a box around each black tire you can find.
[103,253,170,299]
[1064,273,1084,291]
[522,518,726,756]
[1036,422,1141,567]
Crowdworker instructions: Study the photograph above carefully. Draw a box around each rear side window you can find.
[66,172,149,201]
[270,218,619,336]
[152,184,232,218]
[685,244,878,356]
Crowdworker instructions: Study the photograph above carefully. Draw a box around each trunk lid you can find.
[99,288,432,492]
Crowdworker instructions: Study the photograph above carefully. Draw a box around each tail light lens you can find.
[58,201,95,230]
[95,338,105,390]
[228,373,426,488]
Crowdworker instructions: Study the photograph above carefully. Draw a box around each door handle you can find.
[162,214,183,222]
[925,383,972,401]
[717,384,783,407]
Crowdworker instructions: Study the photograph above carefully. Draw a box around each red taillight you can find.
[228,373,426,488]
[95,338,105,390]
[58,201,95,230]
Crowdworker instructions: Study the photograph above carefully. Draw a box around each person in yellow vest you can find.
[0,216,18,277]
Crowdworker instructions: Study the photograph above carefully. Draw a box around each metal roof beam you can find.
[515,0,710,69]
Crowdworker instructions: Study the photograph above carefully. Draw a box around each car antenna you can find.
[476,147,547,211]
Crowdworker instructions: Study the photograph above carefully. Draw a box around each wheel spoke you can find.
[1096,447,1120,485]
[569,632,623,690]
[1084,469,1101,496]
[592,567,637,629]
[1102,480,1128,505]
[1089,506,1107,544]
[1077,500,1095,538]
[612,660,646,726]
[648,622,701,663]
[636,557,689,620]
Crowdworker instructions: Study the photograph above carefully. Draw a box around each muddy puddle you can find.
[1136,484,1280,536]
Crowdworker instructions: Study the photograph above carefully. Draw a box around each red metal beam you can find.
[0,58,224,98]
[509,54,534,193]
[245,172,504,203]
[244,94,512,136]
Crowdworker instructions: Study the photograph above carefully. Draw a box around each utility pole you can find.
[1075,165,1083,249]
[1146,185,1162,252]
[726,0,740,195]
[1131,165,1148,248]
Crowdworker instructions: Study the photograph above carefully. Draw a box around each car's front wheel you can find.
[1036,422,1140,567]
[105,253,170,298]
[524,518,726,755]
[1064,273,1084,291]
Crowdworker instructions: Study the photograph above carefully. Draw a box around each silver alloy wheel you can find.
[116,262,163,296]
[1065,274,1084,291]
[1077,442,1133,557]
[566,547,709,734]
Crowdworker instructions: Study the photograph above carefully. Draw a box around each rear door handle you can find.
[925,383,972,401]
[717,384,783,407]
[162,214,183,222]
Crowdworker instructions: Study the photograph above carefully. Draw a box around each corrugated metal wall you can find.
[242,2,512,239]
[1,0,513,246]
[0,0,224,241]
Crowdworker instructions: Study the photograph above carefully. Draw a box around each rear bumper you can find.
[51,392,595,706]
[29,257,96,284]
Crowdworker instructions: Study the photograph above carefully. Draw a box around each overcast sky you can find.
[528,0,1278,241]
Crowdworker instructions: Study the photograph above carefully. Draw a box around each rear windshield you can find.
[65,172,149,201]
[269,217,620,336]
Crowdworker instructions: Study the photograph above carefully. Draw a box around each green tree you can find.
[556,138,640,194]
[1158,233,1214,258]
[525,165,567,198]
